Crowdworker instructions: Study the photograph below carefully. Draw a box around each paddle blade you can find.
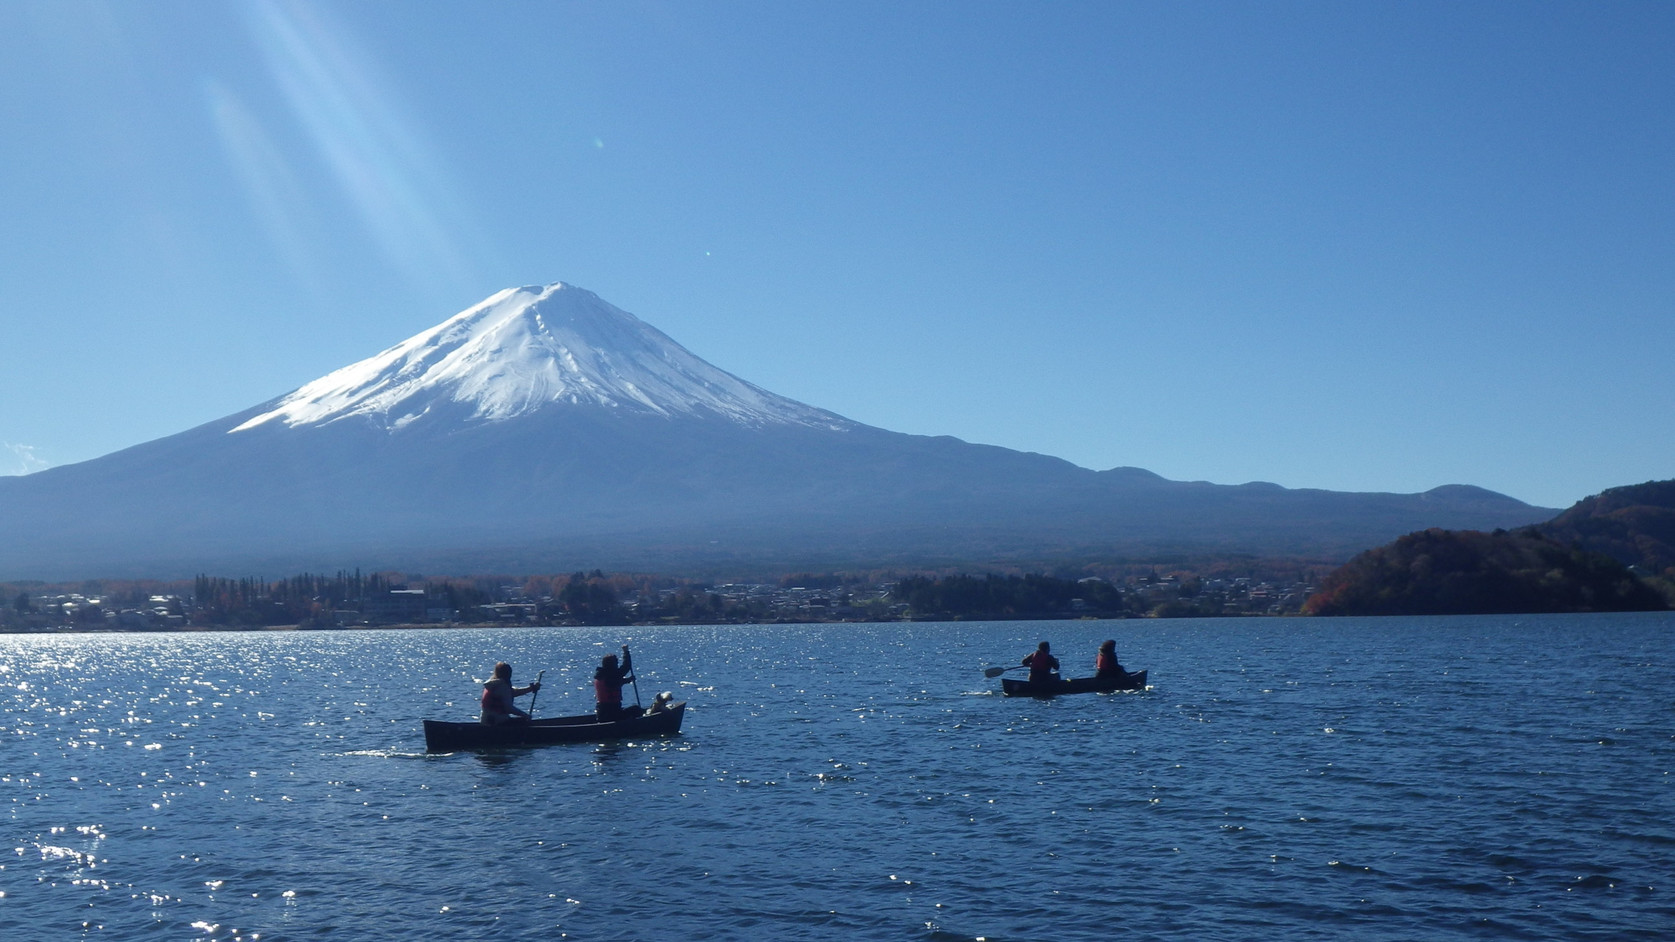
[983,666,1010,678]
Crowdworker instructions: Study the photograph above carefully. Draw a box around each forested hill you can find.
[1537,479,1675,579]
[1302,527,1668,616]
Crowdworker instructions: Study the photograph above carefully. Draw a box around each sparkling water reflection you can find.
[2,615,1671,940]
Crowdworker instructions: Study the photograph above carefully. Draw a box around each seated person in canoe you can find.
[1095,640,1127,679]
[1021,641,1060,684]
[594,646,643,722]
[480,662,541,725]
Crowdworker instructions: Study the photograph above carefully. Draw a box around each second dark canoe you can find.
[1001,671,1148,697]
[422,701,687,751]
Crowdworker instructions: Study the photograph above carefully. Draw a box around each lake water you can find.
[3,614,1671,941]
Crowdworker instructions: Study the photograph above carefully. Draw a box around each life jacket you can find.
[1096,652,1119,674]
[1028,650,1057,678]
[594,673,621,705]
[481,678,511,714]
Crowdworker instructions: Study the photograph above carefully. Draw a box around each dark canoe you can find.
[422,701,686,751]
[1001,671,1148,698]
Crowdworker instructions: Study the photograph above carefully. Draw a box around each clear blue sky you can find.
[2,0,1670,510]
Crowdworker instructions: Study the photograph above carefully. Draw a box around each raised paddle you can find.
[525,668,546,720]
[625,645,642,711]
[983,665,1028,678]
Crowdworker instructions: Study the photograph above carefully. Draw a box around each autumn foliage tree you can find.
[1303,528,1667,616]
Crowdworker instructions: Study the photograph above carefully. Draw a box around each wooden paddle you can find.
[984,665,1028,678]
[624,645,642,710]
[526,669,546,720]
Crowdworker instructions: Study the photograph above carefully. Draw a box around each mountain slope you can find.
[1537,479,1675,578]
[235,283,850,432]
[0,283,1558,580]
[1302,527,1667,616]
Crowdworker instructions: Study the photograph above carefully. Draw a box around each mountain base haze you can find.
[0,284,1557,581]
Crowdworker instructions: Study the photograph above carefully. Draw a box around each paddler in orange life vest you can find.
[593,646,643,722]
[480,662,540,725]
[1095,639,1126,679]
[1022,641,1060,684]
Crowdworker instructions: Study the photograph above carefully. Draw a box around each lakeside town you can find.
[0,569,1320,633]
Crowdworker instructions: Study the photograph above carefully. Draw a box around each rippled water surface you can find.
[3,614,1671,940]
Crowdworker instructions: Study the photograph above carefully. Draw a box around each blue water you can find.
[3,614,1671,940]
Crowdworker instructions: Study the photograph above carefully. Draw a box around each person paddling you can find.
[593,646,642,722]
[1021,641,1060,685]
[480,662,541,725]
[1095,639,1127,679]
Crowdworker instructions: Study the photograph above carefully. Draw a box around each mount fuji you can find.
[0,283,1555,580]
[231,284,852,435]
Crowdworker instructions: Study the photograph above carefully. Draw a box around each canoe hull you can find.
[423,702,686,751]
[1002,671,1147,697]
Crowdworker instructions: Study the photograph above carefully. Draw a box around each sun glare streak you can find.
[203,78,322,288]
[238,0,478,295]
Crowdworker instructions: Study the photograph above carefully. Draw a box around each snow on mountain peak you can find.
[232,283,851,434]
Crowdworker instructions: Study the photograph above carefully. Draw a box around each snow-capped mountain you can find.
[0,283,1558,580]
[233,283,850,433]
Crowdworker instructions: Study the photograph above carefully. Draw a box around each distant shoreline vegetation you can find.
[0,565,1326,633]
[1303,527,1671,617]
[8,512,1672,631]
[11,479,1672,631]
